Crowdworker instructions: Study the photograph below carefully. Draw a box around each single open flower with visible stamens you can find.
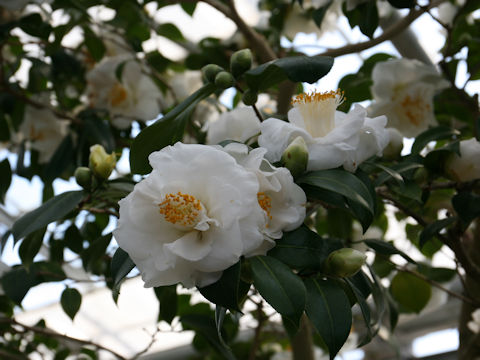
[368,58,449,138]
[113,142,271,288]
[258,90,389,172]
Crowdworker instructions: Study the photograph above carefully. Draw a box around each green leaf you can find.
[344,278,372,346]
[180,314,236,360]
[363,239,416,264]
[298,169,375,213]
[250,256,306,328]
[215,306,231,352]
[83,27,106,62]
[61,288,82,320]
[419,217,456,248]
[43,135,74,183]
[1,267,38,304]
[199,262,246,311]
[64,224,84,254]
[130,83,216,174]
[19,13,51,39]
[411,126,459,154]
[452,192,480,225]
[312,1,333,27]
[180,2,197,16]
[268,225,342,269]
[155,285,178,324]
[373,162,423,186]
[157,23,185,42]
[12,190,84,242]
[245,56,333,91]
[111,247,135,287]
[19,228,45,268]
[0,158,12,203]
[304,277,352,359]
[416,263,456,283]
[390,272,431,313]
[344,1,379,38]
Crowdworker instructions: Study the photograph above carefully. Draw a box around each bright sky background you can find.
[0,1,479,358]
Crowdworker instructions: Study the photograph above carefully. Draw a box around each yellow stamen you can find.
[291,90,345,138]
[109,83,128,106]
[257,192,272,227]
[159,192,203,227]
[400,94,431,126]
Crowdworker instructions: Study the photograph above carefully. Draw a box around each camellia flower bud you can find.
[324,248,366,277]
[201,64,224,83]
[214,71,235,89]
[89,144,116,180]
[242,89,258,106]
[74,167,92,190]
[230,49,252,78]
[281,136,309,178]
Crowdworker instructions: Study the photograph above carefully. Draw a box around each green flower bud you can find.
[214,71,235,89]
[89,144,116,180]
[230,49,252,78]
[201,64,224,83]
[242,89,258,106]
[281,136,309,178]
[74,167,92,190]
[324,248,366,277]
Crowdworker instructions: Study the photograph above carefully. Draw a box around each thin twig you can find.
[248,300,265,360]
[131,326,161,360]
[251,104,264,122]
[318,0,446,58]
[0,317,127,360]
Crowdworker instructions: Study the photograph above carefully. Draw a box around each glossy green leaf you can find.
[416,263,456,283]
[61,288,82,320]
[1,266,38,304]
[344,1,378,38]
[155,285,178,324]
[304,277,352,359]
[373,162,423,186]
[199,261,246,311]
[12,190,84,242]
[452,192,480,225]
[180,314,235,360]
[363,239,416,264]
[299,169,375,213]
[180,2,197,16]
[19,228,45,268]
[250,256,306,328]
[83,27,106,62]
[344,278,372,346]
[390,272,431,313]
[245,56,333,91]
[419,217,456,248]
[312,1,333,27]
[157,23,185,41]
[111,247,135,287]
[130,83,216,174]
[411,126,459,155]
[0,158,12,203]
[268,226,342,270]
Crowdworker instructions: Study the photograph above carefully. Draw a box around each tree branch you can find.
[0,317,127,360]
[318,0,446,59]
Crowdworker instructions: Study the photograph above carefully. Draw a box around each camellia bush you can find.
[0,0,480,359]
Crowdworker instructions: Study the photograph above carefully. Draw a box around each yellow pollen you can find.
[400,94,431,126]
[257,192,272,227]
[109,83,128,106]
[291,89,345,106]
[158,192,202,227]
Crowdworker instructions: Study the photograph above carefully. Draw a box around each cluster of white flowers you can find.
[114,142,306,288]
[86,55,163,129]
[259,90,389,172]
[369,58,449,138]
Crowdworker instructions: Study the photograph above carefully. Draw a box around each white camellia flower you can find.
[206,107,261,145]
[86,55,162,129]
[468,309,480,334]
[445,138,480,182]
[221,142,307,239]
[368,58,449,138]
[258,90,389,172]
[114,142,273,288]
[19,104,69,164]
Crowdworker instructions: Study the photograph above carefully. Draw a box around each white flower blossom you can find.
[86,55,162,129]
[221,143,306,239]
[445,138,480,182]
[114,142,272,288]
[259,90,389,172]
[206,107,261,145]
[468,309,480,334]
[368,58,449,138]
[18,103,69,164]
